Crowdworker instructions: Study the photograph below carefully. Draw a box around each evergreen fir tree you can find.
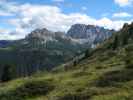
[113,35,118,50]
[85,49,90,58]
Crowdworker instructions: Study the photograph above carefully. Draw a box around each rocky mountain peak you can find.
[27,28,54,39]
[67,24,114,45]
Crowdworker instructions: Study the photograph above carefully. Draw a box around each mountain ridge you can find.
[0,24,114,78]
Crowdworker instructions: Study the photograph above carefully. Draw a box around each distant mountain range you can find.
[0,40,13,48]
[0,24,114,77]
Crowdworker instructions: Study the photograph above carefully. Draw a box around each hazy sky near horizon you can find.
[0,0,133,40]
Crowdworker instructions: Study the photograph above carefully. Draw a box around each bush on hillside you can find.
[95,69,133,87]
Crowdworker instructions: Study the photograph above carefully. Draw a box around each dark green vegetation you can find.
[0,23,132,100]
[1,65,15,82]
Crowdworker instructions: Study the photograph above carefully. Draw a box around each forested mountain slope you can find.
[0,28,84,78]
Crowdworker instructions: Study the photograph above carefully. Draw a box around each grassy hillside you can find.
[0,23,132,100]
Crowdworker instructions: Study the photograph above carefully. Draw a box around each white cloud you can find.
[5,3,96,33]
[113,12,132,18]
[0,33,25,40]
[0,1,132,40]
[96,17,131,30]
[114,0,133,7]
[0,28,20,40]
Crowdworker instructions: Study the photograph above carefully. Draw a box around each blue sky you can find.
[0,0,133,40]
